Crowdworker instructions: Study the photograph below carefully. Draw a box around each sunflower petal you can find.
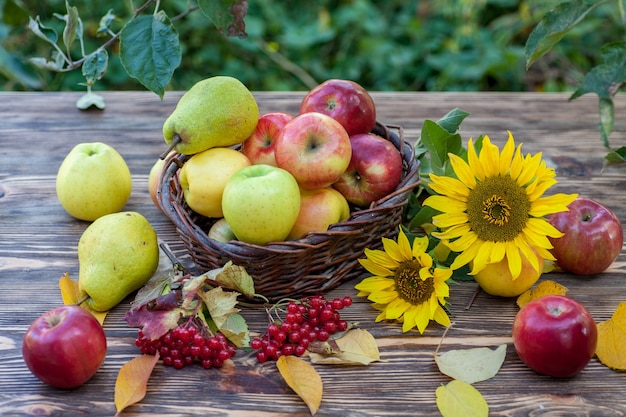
[498,131,516,175]
[432,212,470,228]
[478,136,500,178]
[402,306,419,333]
[432,224,472,241]
[467,138,485,181]
[529,193,578,217]
[385,297,412,320]
[382,236,404,263]
[505,241,522,279]
[359,257,394,277]
[433,305,451,328]
[396,228,413,261]
[428,175,470,200]
[414,303,430,334]
[368,290,399,304]
[423,195,467,213]
[449,153,477,189]
[355,276,395,292]
[412,236,429,259]
[450,239,482,271]
[444,230,478,253]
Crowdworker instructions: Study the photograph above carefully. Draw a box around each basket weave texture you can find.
[158,123,420,301]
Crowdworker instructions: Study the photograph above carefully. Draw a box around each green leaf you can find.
[570,42,626,101]
[198,0,248,38]
[28,16,58,44]
[218,313,250,347]
[82,49,108,85]
[604,146,626,166]
[62,0,80,56]
[97,9,117,36]
[76,91,106,110]
[436,108,470,134]
[0,46,41,89]
[2,0,30,26]
[418,120,465,179]
[525,0,606,69]
[119,12,182,99]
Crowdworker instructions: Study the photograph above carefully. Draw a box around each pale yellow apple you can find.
[179,148,251,218]
[222,164,300,245]
[56,142,132,221]
[148,157,166,210]
[473,248,544,297]
[207,218,237,242]
[288,187,350,240]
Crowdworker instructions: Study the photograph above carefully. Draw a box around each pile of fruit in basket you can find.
[150,76,405,245]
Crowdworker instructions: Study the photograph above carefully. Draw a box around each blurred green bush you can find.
[1,0,624,92]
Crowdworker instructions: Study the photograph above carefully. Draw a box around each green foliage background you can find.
[1,0,625,93]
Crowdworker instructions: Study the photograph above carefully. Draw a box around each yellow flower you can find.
[422,131,577,279]
[355,228,452,334]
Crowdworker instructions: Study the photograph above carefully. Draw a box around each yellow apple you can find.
[56,142,132,221]
[148,157,166,210]
[473,248,544,297]
[222,164,301,245]
[288,187,350,240]
[207,218,237,242]
[179,148,251,218]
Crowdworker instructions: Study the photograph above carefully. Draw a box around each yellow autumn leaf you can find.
[595,301,626,371]
[276,355,322,415]
[114,353,160,416]
[516,280,569,309]
[58,273,108,325]
[308,328,381,365]
[436,380,488,417]
[435,344,506,384]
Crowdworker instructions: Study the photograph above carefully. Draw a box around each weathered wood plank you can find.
[1,91,625,416]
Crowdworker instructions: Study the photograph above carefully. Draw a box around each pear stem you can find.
[159,134,181,159]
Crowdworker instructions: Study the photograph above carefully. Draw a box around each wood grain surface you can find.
[1,91,625,416]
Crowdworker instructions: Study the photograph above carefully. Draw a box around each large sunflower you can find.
[422,131,577,279]
[355,228,452,334]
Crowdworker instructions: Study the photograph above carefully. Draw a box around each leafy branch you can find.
[27,0,248,109]
[525,0,626,165]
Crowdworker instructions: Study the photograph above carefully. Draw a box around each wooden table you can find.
[1,91,625,416]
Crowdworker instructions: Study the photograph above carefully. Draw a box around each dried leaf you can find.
[516,280,569,308]
[201,286,240,329]
[276,355,323,415]
[58,273,108,325]
[309,329,380,365]
[218,313,250,348]
[435,344,506,384]
[436,380,488,417]
[210,261,256,298]
[596,301,626,370]
[114,353,159,415]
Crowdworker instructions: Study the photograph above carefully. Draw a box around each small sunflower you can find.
[355,228,452,334]
[422,131,577,279]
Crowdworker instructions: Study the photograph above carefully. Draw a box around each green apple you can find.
[288,187,350,240]
[56,142,132,221]
[179,147,251,218]
[222,164,301,245]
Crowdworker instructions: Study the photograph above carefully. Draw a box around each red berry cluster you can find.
[251,295,353,363]
[135,324,236,369]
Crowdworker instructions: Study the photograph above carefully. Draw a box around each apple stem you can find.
[74,294,90,307]
[159,134,181,160]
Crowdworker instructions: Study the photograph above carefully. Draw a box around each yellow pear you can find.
[162,76,259,155]
[78,211,159,312]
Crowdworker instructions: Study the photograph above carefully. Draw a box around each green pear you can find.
[162,76,259,155]
[78,211,159,312]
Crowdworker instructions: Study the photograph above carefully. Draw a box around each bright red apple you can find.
[22,306,107,389]
[332,133,403,207]
[241,112,294,166]
[300,79,376,136]
[512,295,597,378]
[274,112,352,190]
[548,197,623,275]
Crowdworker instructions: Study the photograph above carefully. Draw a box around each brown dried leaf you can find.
[276,355,322,415]
[596,301,626,371]
[58,272,108,325]
[516,279,569,308]
[114,353,159,415]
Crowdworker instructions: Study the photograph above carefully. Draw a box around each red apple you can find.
[512,295,597,378]
[288,187,351,240]
[22,306,107,389]
[241,112,294,166]
[332,133,403,207]
[274,112,352,190]
[548,197,623,275]
[300,79,376,136]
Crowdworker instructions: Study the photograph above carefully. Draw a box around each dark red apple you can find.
[22,306,107,389]
[512,295,597,378]
[548,197,623,275]
[241,112,294,166]
[332,133,403,207]
[299,79,376,136]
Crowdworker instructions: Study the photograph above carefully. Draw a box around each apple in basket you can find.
[241,112,294,166]
[222,164,301,245]
[333,133,404,207]
[300,79,376,136]
[288,187,351,240]
[274,112,352,190]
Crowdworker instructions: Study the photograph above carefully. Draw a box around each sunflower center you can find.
[394,261,434,305]
[466,175,530,242]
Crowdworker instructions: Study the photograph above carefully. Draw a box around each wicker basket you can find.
[157,122,420,301]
